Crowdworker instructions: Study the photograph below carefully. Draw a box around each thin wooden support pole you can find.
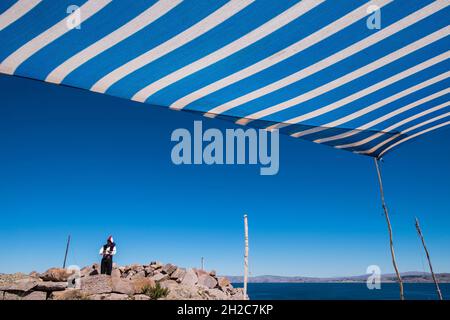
[63,235,71,269]
[243,214,249,300]
[415,217,443,300]
[374,158,404,300]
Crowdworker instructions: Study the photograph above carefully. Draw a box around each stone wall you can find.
[0,262,245,300]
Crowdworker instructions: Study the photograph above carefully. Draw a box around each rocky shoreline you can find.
[0,262,246,300]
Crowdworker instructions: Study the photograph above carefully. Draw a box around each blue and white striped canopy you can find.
[1,0,448,158]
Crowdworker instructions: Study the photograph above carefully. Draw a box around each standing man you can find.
[99,235,116,275]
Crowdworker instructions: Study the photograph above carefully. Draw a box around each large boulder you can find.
[162,263,177,275]
[181,269,198,286]
[40,268,74,282]
[129,264,144,273]
[22,291,47,300]
[144,266,154,277]
[195,269,209,277]
[111,269,121,279]
[80,264,99,277]
[132,278,155,293]
[217,277,231,289]
[111,277,134,295]
[80,275,112,295]
[197,274,217,289]
[205,288,227,300]
[170,268,186,281]
[162,284,202,300]
[160,280,177,289]
[151,273,169,283]
[124,273,134,280]
[0,278,38,292]
[229,288,246,300]
[130,270,146,280]
[34,281,67,292]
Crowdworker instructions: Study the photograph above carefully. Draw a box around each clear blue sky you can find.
[0,73,449,277]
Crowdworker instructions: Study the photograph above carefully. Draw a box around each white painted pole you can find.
[243,214,249,300]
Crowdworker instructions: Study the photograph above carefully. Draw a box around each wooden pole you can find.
[374,158,404,300]
[63,235,71,269]
[201,257,204,271]
[415,217,443,300]
[243,214,249,300]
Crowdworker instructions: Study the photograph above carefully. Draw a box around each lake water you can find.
[232,283,450,300]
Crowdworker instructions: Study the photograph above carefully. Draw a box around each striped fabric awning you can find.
[1,0,448,158]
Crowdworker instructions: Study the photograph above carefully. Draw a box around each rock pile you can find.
[0,262,245,300]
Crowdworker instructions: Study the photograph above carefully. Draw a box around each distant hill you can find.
[225,272,450,283]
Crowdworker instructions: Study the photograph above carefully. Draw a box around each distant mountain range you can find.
[225,272,450,283]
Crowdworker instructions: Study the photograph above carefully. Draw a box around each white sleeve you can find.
[99,247,104,255]
[111,246,117,255]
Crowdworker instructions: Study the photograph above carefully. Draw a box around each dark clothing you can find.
[103,242,115,252]
[101,256,113,275]
[100,241,116,275]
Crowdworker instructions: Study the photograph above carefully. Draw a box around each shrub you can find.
[141,283,169,300]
